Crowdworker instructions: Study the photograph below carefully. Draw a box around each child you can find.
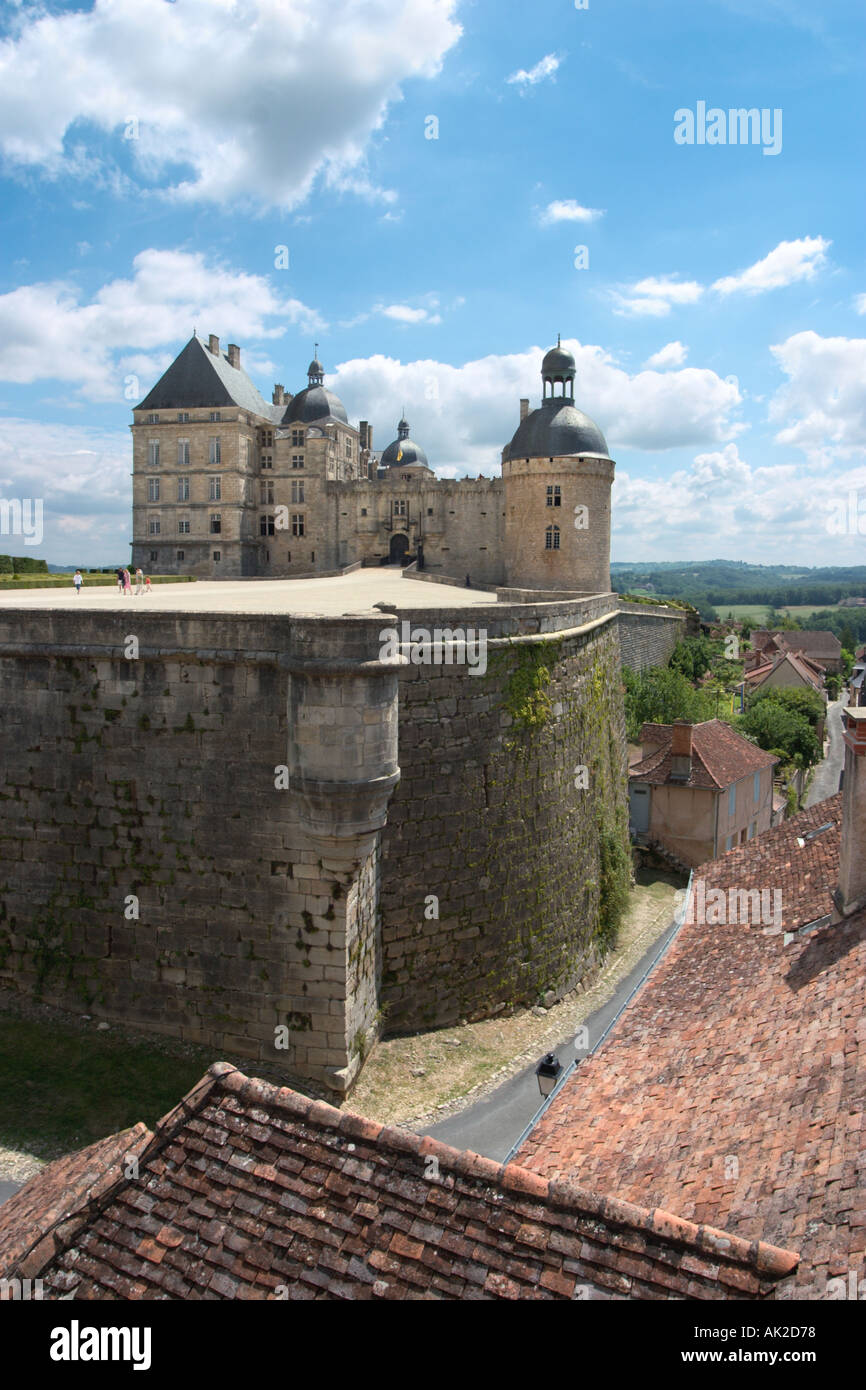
[73,569,83,595]
[144,575,152,594]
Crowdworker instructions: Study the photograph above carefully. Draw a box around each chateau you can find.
[131,334,614,593]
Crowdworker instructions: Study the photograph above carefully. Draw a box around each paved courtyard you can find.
[0,570,496,616]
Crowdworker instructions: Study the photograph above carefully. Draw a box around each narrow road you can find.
[806,698,845,807]
[420,910,683,1163]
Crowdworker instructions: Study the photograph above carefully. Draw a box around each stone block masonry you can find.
[0,593,644,1092]
[617,601,688,672]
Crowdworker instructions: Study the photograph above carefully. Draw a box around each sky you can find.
[0,0,864,567]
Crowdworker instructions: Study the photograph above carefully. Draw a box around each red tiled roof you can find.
[631,719,777,790]
[0,1063,797,1301]
[520,793,864,1297]
[745,651,824,693]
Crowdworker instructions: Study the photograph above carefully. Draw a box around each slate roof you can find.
[630,718,777,790]
[136,336,283,422]
[503,399,610,462]
[519,793,865,1298]
[0,1062,797,1301]
[280,384,348,426]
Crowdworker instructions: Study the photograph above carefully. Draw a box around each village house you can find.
[628,718,778,867]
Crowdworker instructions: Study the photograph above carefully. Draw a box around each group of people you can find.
[71,567,151,595]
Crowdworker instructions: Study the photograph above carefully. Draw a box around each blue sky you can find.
[0,0,864,566]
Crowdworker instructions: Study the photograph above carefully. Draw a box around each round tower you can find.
[501,336,614,593]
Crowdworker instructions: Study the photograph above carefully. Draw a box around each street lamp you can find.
[535,1052,562,1098]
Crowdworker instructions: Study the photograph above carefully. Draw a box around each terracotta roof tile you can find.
[519,794,863,1297]
[632,719,777,790]
[0,1063,796,1301]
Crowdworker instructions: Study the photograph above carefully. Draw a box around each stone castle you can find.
[131,335,613,593]
[0,335,689,1098]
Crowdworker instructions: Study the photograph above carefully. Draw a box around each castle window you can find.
[393,499,407,516]
[177,476,189,502]
[245,438,252,465]
[177,412,189,423]
[209,477,221,501]
[292,429,304,447]
[546,485,561,507]
[291,479,304,503]
[292,454,304,469]
[213,551,221,562]
[260,515,275,536]
[210,514,221,535]
[287,551,291,562]
[545,524,560,550]
[178,520,190,534]
[177,550,185,561]
[177,440,190,466]
[346,437,352,457]
[147,413,159,424]
[148,441,160,467]
[148,519,160,536]
[427,508,433,516]
[402,473,411,480]
[311,550,315,561]
[262,454,273,469]
[210,411,221,422]
[261,429,274,448]
[149,550,158,562]
[292,514,305,537]
[147,477,160,502]
[209,437,221,465]
[260,480,275,505]
[360,508,367,517]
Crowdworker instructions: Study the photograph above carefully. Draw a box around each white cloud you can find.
[0,249,324,400]
[0,417,131,564]
[377,303,441,324]
[769,329,866,461]
[0,0,462,210]
[854,293,866,315]
[537,199,605,226]
[643,341,688,370]
[506,53,561,87]
[613,445,866,565]
[612,276,704,318]
[329,338,743,474]
[713,237,830,296]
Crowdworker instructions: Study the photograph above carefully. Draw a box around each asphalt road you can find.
[421,909,684,1163]
[806,698,845,807]
[0,1180,21,1205]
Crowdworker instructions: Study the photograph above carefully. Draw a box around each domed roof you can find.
[281,384,348,426]
[542,342,576,380]
[381,438,429,468]
[504,399,609,462]
[308,357,324,377]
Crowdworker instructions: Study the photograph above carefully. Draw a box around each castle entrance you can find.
[389,532,410,565]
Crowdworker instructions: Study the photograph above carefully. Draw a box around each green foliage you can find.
[748,684,824,729]
[493,640,561,734]
[826,673,841,700]
[737,701,821,769]
[669,635,713,681]
[622,665,715,742]
[597,814,631,956]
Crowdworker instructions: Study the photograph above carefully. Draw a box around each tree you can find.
[669,636,713,682]
[738,701,821,769]
[623,666,715,742]
[748,685,824,730]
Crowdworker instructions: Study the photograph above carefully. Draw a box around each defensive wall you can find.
[0,593,683,1093]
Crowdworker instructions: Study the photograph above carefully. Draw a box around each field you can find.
[707,603,771,623]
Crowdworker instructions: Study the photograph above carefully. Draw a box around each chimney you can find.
[519,398,529,422]
[227,343,240,368]
[208,334,220,355]
[272,384,285,406]
[670,720,693,781]
[359,421,372,451]
[836,708,866,916]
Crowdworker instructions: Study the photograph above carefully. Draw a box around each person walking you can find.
[73,569,83,595]
[144,575,152,594]
[122,567,132,595]
[116,567,124,593]
[135,566,144,595]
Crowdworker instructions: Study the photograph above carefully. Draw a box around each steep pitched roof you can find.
[519,793,864,1298]
[136,336,282,421]
[0,1063,797,1301]
[775,630,842,659]
[745,650,825,693]
[631,719,777,790]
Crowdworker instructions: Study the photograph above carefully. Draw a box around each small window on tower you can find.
[545,524,560,550]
